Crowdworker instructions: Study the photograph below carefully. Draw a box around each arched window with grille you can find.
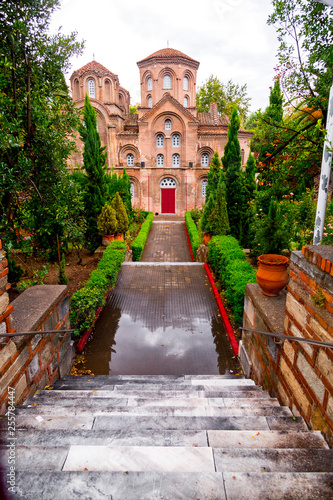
[202,179,208,197]
[157,154,164,166]
[88,79,95,98]
[163,74,172,89]
[156,134,164,147]
[172,134,180,147]
[127,154,134,166]
[165,119,172,131]
[183,96,188,108]
[130,182,135,198]
[160,177,176,188]
[148,95,152,108]
[172,153,180,167]
[147,77,153,90]
[201,153,209,166]
[183,76,189,90]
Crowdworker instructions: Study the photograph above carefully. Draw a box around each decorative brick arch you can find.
[118,144,140,166]
[196,146,214,167]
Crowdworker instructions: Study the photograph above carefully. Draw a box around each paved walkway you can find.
[83,218,239,375]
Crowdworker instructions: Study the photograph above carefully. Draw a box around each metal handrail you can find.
[240,327,333,349]
[0,329,74,338]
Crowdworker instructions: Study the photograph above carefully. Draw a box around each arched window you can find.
[201,153,209,166]
[202,179,208,197]
[160,177,176,188]
[163,74,172,89]
[88,79,95,98]
[105,79,111,101]
[183,96,188,108]
[183,76,189,90]
[172,153,180,167]
[165,119,172,131]
[172,134,180,147]
[148,96,152,108]
[147,77,153,90]
[156,134,164,147]
[127,154,134,166]
[73,79,80,100]
[130,182,135,198]
[157,154,164,166]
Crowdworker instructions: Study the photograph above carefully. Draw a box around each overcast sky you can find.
[50,0,280,113]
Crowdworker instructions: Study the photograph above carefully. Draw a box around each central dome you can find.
[137,48,199,69]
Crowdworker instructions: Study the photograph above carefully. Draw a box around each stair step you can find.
[2,429,327,449]
[3,471,226,500]
[26,396,280,408]
[224,472,333,500]
[52,382,258,392]
[213,448,333,473]
[16,405,292,418]
[37,389,270,399]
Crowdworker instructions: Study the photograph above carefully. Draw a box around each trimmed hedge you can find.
[185,211,201,259]
[208,235,256,325]
[70,240,126,336]
[131,211,154,261]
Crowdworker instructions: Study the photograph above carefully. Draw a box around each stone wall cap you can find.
[302,245,333,275]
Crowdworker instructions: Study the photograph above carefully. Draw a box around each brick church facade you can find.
[69,48,252,215]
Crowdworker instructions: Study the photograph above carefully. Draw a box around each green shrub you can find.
[185,211,201,259]
[111,192,129,234]
[97,203,118,235]
[70,240,126,336]
[132,212,153,261]
[208,235,256,325]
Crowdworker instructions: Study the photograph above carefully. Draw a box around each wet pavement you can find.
[83,219,240,375]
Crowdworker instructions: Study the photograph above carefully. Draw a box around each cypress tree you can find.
[111,192,129,234]
[222,107,243,240]
[241,153,257,248]
[213,176,230,235]
[79,94,107,250]
[97,203,118,235]
[206,151,222,201]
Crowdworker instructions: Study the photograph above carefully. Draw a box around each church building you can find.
[69,48,252,215]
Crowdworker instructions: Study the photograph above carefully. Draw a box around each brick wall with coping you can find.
[0,277,74,413]
[0,240,15,336]
[242,245,333,447]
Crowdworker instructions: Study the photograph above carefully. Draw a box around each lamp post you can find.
[313,0,333,244]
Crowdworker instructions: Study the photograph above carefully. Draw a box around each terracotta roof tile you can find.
[71,60,117,78]
[137,48,199,68]
[198,112,230,126]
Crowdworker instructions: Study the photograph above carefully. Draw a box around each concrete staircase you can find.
[1,375,332,499]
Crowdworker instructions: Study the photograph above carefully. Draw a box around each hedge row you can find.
[185,211,201,259]
[70,240,126,336]
[208,235,257,325]
[131,211,154,261]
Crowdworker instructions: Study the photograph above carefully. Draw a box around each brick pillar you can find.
[0,240,15,336]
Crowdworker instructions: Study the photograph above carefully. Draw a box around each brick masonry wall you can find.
[0,284,74,414]
[242,246,333,447]
[0,240,15,336]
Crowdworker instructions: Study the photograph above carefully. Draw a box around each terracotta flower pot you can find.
[102,234,114,246]
[256,254,289,297]
[114,234,124,241]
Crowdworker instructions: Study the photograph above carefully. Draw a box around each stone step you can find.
[24,395,281,408]
[1,429,327,449]
[52,382,258,392]
[213,448,333,473]
[35,389,271,399]
[16,405,292,418]
[1,471,226,500]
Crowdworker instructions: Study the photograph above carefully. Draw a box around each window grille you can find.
[157,154,164,166]
[163,74,171,89]
[201,153,209,166]
[172,153,180,166]
[172,134,180,147]
[165,119,172,130]
[202,179,208,197]
[156,134,164,147]
[127,154,134,166]
[160,177,176,187]
[88,79,95,98]
[147,77,153,90]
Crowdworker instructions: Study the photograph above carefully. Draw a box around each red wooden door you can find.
[161,188,175,213]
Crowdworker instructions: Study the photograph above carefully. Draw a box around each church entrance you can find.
[160,178,176,214]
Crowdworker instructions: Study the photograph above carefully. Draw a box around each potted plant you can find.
[256,200,289,296]
[111,192,129,241]
[97,203,118,246]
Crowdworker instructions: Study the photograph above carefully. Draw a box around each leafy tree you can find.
[111,192,129,235]
[244,110,261,131]
[129,105,138,114]
[222,107,243,240]
[196,75,251,123]
[0,0,84,254]
[78,94,107,251]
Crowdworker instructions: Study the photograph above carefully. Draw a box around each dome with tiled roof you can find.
[70,60,117,79]
[137,48,199,69]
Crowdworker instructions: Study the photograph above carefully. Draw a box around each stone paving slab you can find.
[7,471,226,500]
[63,445,215,472]
[213,449,333,473]
[0,445,69,471]
[223,472,333,500]
[207,430,329,449]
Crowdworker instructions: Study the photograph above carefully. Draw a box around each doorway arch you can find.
[160,177,176,214]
